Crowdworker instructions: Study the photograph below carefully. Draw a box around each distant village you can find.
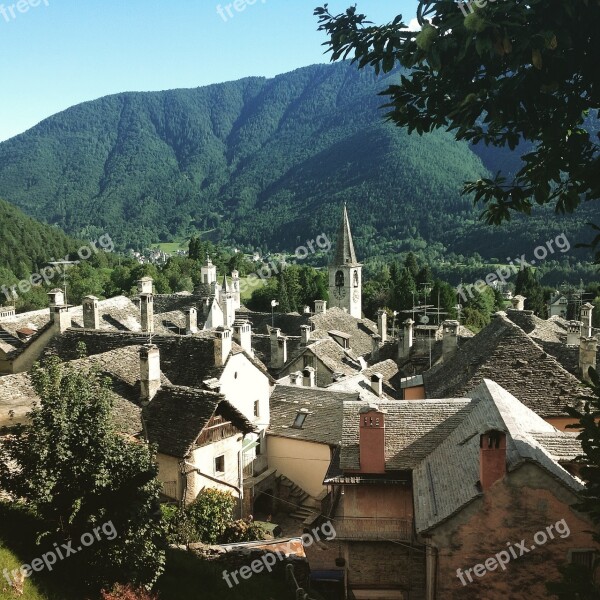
[1,205,599,599]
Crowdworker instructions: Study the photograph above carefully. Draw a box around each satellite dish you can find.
[420,315,429,324]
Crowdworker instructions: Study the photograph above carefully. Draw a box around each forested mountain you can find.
[0,199,79,283]
[0,61,594,260]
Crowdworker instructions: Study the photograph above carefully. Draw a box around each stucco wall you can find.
[341,485,413,519]
[267,436,331,497]
[429,462,599,599]
[156,453,182,500]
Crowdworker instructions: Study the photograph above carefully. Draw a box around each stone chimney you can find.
[398,319,414,360]
[511,295,526,311]
[214,327,233,368]
[300,325,312,346]
[289,371,303,386]
[270,328,287,369]
[140,345,161,405]
[371,334,381,362]
[579,337,598,384]
[137,278,154,334]
[359,405,386,474]
[567,321,582,346]
[48,289,70,334]
[82,296,100,330]
[442,319,460,361]
[302,367,316,388]
[377,309,388,343]
[0,306,15,319]
[581,303,594,339]
[185,307,198,335]
[314,300,327,315]
[479,430,507,491]
[370,373,383,397]
[233,319,252,355]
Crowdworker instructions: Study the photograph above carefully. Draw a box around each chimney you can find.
[214,327,233,368]
[359,405,386,474]
[314,300,327,315]
[511,295,526,311]
[140,344,161,405]
[371,334,381,362]
[0,306,15,319]
[567,321,582,346]
[479,430,507,491]
[270,328,287,369]
[48,289,70,334]
[82,296,100,330]
[303,305,311,314]
[442,319,460,361]
[581,303,594,339]
[289,371,303,386]
[377,310,388,343]
[370,372,383,397]
[302,367,316,388]
[233,319,253,355]
[579,337,598,384]
[185,307,198,335]
[300,325,312,346]
[137,277,154,334]
[398,319,414,360]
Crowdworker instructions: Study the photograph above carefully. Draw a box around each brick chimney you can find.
[511,295,526,311]
[314,300,327,315]
[82,296,100,330]
[567,321,582,346]
[214,327,232,368]
[581,303,594,339]
[233,319,253,355]
[479,430,507,491]
[140,344,161,405]
[442,319,460,361]
[185,307,198,335]
[359,405,386,474]
[371,334,381,362]
[579,337,598,384]
[370,372,383,397]
[300,325,312,346]
[398,319,414,360]
[302,367,316,388]
[270,328,287,369]
[377,309,388,343]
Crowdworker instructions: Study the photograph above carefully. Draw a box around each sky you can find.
[0,0,418,142]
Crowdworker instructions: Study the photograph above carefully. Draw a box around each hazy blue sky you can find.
[0,0,418,142]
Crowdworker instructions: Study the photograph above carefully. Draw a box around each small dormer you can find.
[328,330,351,350]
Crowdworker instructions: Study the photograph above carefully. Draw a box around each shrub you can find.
[100,583,159,600]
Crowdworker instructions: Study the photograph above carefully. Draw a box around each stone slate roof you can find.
[339,399,473,471]
[304,338,363,377]
[251,333,303,371]
[48,330,273,388]
[423,313,591,417]
[0,346,170,434]
[364,359,402,398]
[530,432,583,462]
[326,372,394,401]
[143,388,254,458]
[237,308,310,336]
[413,380,585,534]
[504,309,566,343]
[268,385,358,446]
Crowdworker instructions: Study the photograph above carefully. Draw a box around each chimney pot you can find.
[579,337,598,384]
[511,295,526,311]
[371,334,381,362]
[581,303,595,339]
[567,321,582,346]
[302,367,316,388]
[233,319,253,355]
[140,344,161,405]
[314,300,327,315]
[398,319,414,360]
[370,373,383,397]
[442,319,460,361]
[377,310,388,343]
[300,325,312,345]
[185,307,198,335]
[82,296,100,330]
[214,327,232,368]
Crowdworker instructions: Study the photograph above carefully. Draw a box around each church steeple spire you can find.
[333,203,358,266]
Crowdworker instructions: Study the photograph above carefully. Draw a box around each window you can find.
[335,270,344,287]
[570,550,595,571]
[303,354,315,369]
[254,400,260,418]
[292,412,308,429]
[353,270,359,287]
[214,455,225,474]
[256,434,262,456]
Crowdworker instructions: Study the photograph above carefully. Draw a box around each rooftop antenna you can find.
[47,260,79,305]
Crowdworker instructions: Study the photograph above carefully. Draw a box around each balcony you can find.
[334,517,414,542]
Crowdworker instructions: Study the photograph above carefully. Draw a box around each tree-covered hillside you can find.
[0,62,594,259]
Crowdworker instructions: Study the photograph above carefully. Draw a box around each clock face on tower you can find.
[334,287,346,300]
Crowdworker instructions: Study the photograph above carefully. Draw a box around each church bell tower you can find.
[329,204,362,318]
